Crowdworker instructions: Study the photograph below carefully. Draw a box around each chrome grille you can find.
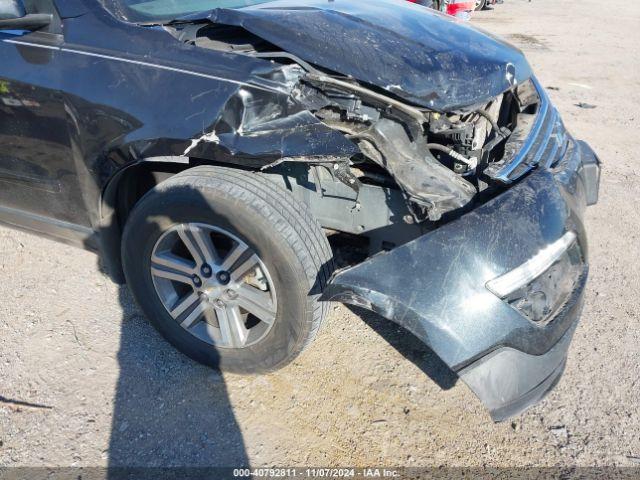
[488,78,569,183]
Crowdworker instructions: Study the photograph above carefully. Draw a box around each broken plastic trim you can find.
[487,77,552,182]
[322,134,600,420]
[300,78,478,221]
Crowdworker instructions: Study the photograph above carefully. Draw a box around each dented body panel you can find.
[0,2,359,231]
[0,0,600,421]
[324,139,601,420]
[179,0,532,111]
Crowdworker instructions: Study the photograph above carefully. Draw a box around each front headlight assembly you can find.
[486,231,585,325]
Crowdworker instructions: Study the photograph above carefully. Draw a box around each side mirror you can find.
[0,0,52,31]
[0,0,26,20]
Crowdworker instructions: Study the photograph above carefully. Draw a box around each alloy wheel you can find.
[150,223,277,349]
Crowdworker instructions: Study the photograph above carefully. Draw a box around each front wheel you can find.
[121,166,334,373]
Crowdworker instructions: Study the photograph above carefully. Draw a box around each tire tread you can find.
[146,166,334,369]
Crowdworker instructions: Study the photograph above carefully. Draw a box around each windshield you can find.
[101,0,273,23]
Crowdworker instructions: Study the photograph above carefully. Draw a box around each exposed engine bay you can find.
[167,21,542,236]
[0,0,600,424]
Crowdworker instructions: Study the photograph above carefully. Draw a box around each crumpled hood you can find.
[184,0,532,111]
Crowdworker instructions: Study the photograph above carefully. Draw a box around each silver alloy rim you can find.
[150,223,277,349]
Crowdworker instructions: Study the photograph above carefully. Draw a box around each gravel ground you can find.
[1,0,639,470]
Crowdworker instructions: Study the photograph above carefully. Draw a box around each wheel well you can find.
[98,158,421,284]
[114,163,185,226]
[99,160,250,284]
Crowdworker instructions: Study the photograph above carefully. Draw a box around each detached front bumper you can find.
[323,138,600,421]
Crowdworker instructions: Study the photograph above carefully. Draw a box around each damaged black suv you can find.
[0,0,600,421]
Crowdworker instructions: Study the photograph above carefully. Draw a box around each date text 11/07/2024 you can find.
[233,468,401,477]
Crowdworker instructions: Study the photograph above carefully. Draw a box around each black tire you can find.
[475,0,486,11]
[121,165,334,373]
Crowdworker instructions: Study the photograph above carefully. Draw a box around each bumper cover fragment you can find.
[323,136,601,420]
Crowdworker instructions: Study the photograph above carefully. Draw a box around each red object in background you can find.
[445,0,475,17]
[406,0,434,5]
[406,0,475,20]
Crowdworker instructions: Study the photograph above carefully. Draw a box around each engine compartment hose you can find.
[476,108,501,133]
[426,143,477,169]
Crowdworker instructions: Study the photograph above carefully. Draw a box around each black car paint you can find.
[0,0,359,240]
[0,0,600,420]
[0,0,529,251]
[0,0,528,251]
[324,139,600,420]
[177,0,532,111]
[325,139,596,369]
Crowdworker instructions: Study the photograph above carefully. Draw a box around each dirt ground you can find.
[1,0,639,471]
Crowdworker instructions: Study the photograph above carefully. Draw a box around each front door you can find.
[0,1,92,244]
